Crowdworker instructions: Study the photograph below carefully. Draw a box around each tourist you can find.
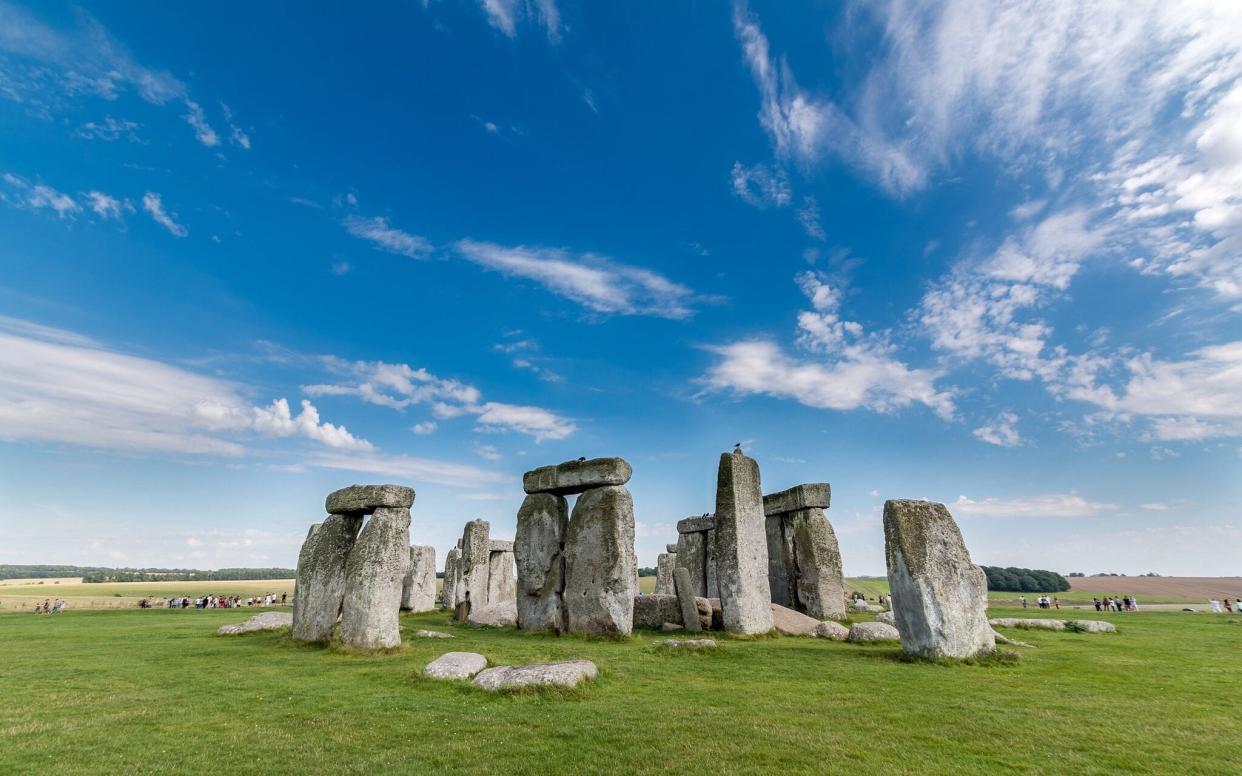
[1209,599,1222,613]
[1225,599,1234,613]
[1020,595,1028,609]
[1053,596,1060,610]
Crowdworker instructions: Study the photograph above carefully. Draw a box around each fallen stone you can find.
[763,483,831,516]
[876,610,896,626]
[563,485,637,636]
[851,601,875,612]
[401,544,437,613]
[466,600,518,628]
[770,603,821,636]
[422,652,487,680]
[813,621,850,640]
[847,621,901,642]
[523,458,632,496]
[676,515,717,534]
[1074,620,1117,633]
[663,639,716,649]
[714,451,773,635]
[991,630,1034,648]
[655,552,677,595]
[661,622,681,631]
[673,566,703,633]
[325,484,414,514]
[217,611,292,635]
[989,618,1067,631]
[633,594,684,629]
[885,500,994,659]
[339,506,411,649]
[514,493,569,633]
[414,630,453,639]
[472,660,598,691]
[292,513,363,643]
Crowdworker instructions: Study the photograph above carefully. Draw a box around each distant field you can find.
[1067,576,1242,602]
[0,579,295,610]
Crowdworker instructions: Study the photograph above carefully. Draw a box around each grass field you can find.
[2,605,1239,774]
[0,579,296,610]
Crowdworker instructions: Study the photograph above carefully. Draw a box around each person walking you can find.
[1020,595,1028,609]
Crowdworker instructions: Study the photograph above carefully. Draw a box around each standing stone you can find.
[655,553,677,595]
[674,530,705,596]
[459,519,492,610]
[672,566,702,633]
[441,547,461,609]
[514,493,568,632]
[884,500,995,659]
[563,485,636,636]
[713,451,773,635]
[487,550,516,606]
[292,513,363,642]
[786,508,846,620]
[401,544,437,613]
[339,506,411,648]
[765,515,795,607]
[703,528,719,599]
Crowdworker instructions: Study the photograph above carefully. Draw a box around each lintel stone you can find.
[677,515,717,534]
[762,483,830,516]
[522,457,632,496]
[326,483,414,514]
[488,540,515,553]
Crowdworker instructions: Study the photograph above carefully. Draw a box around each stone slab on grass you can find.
[414,630,453,639]
[217,611,292,635]
[472,660,598,691]
[422,652,487,680]
[813,621,849,640]
[847,621,901,642]
[467,600,518,628]
[662,639,716,649]
[770,603,821,636]
[990,618,1066,631]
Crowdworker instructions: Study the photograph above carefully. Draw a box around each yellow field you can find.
[0,578,296,611]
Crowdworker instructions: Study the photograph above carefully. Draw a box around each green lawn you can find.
[1,607,1239,774]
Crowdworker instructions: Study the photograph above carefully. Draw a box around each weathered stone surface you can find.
[422,651,487,680]
[762,483,831,516]
[523,457,632,496]
[662,639,716,649]
[459,519,492,610]
[876,610,896,626]
[514,493,568,633]
[713,452,773,635]
[813,621,850,640]
[467,599,518,628]
[769,603,820,636]
[991,630,1034,648]
[989,618,1066,631]
[414,629,453,639]
[489,540,514,552]
[654,553,677,595]
[666,543,679,554]
[704,528,719,599]
[1075,620,1117,633]
[217,611,292,635]
[786,508,846,620]
[472,661,598,691]
[673,566,703,633]
[847,621,901,642]
[694,597,714,631]
[487,550,516,605]
[563,485,637,636]
[852,601,875,612]
[633,594,683,629]
[441,547,461,609]
[884,500,995,659]
[339,506,411,649]
[765,515,794,607]
[292,513,362,642]
[401,544,437,613]
[677,515,717,534]
[675,530,707,597]
[325,484,414,514]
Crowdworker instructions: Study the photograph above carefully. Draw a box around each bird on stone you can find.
[576,456,586,462]
[733,442,742,453]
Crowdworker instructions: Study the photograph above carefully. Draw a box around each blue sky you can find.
[1,1,1240,576]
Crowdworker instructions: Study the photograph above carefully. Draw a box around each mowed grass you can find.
[1,607,1239,774]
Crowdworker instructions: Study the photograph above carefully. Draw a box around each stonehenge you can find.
[713,450,774,635]
[763,484,846,620]
[884,499,995,659]
[401,544,437,613]
[654,551,677,595]
[442,520,517,620]
[514,457,637,635]
[292,484,414,648]
[675,514,718,598]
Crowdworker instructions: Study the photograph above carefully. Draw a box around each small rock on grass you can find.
[414,629,453,639]
[813,621,849,640]
[217,612,292,635]
[662,639,716,649]
[847,621,900,642]
[472,660,597,691]
[422,652,487,680]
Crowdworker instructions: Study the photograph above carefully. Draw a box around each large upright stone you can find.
[340,506,411,648]
[563,485,637,635]
[654,552,677,595]
[523,457,632,496]
[672,566,702,633]
[765,514,795,607]
[713,451,773,635]
[459,519,492,610]
[441,547,461,608]
[675,530,707,597]
[487,550,516,606]
[514,493,568,632]
[884,500,995,659]
[325,484,414,514]
[786,508,846,620]
[401,544,437,613]
[292,513,363,642]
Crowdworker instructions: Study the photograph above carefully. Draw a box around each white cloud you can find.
[26,183,79,219]
[797,196,825,240]
[702,271,954,419]
[478,0,561,42]
[343,215,433,259]
[411,421,438,435]
[951,493,1119,518]
[473,401,575,441]
[0,316,369,456]
[86,191,131,220]
[973,411,1021,447]
[730,161,790,208]
[455,239,702,319]
[309,451,505,490]
[473,443,502,461]
[1139,502,1169,511]
[142,192,188,237]
[182,99,219,147]
[220,101,251,150]
[76,116,142,143]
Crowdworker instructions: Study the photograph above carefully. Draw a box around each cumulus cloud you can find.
[86,191,131,220]
[455,239,703,319]
[951,493,1119,518]
[973,411,1021,447]
[142,192,188,237]
[343,215,433,259]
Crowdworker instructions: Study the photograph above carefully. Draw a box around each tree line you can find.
[0,564,295,583]
[980,566,1070,593]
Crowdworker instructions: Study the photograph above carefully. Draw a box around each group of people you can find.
[1019,595,1060,609]
[1092,596,1137,612]
[1208,598,1239,613]
[137,592,287,609]
[32,599,65,614]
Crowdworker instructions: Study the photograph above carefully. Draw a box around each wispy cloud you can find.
[142,192,188,237]
[308,451,505,490]
[973,411,1021,447]
[730,161,790,208]
[75,116,142,143]
[343,215,433,258]
[478,0,561,42]
[951,493,1119,519]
